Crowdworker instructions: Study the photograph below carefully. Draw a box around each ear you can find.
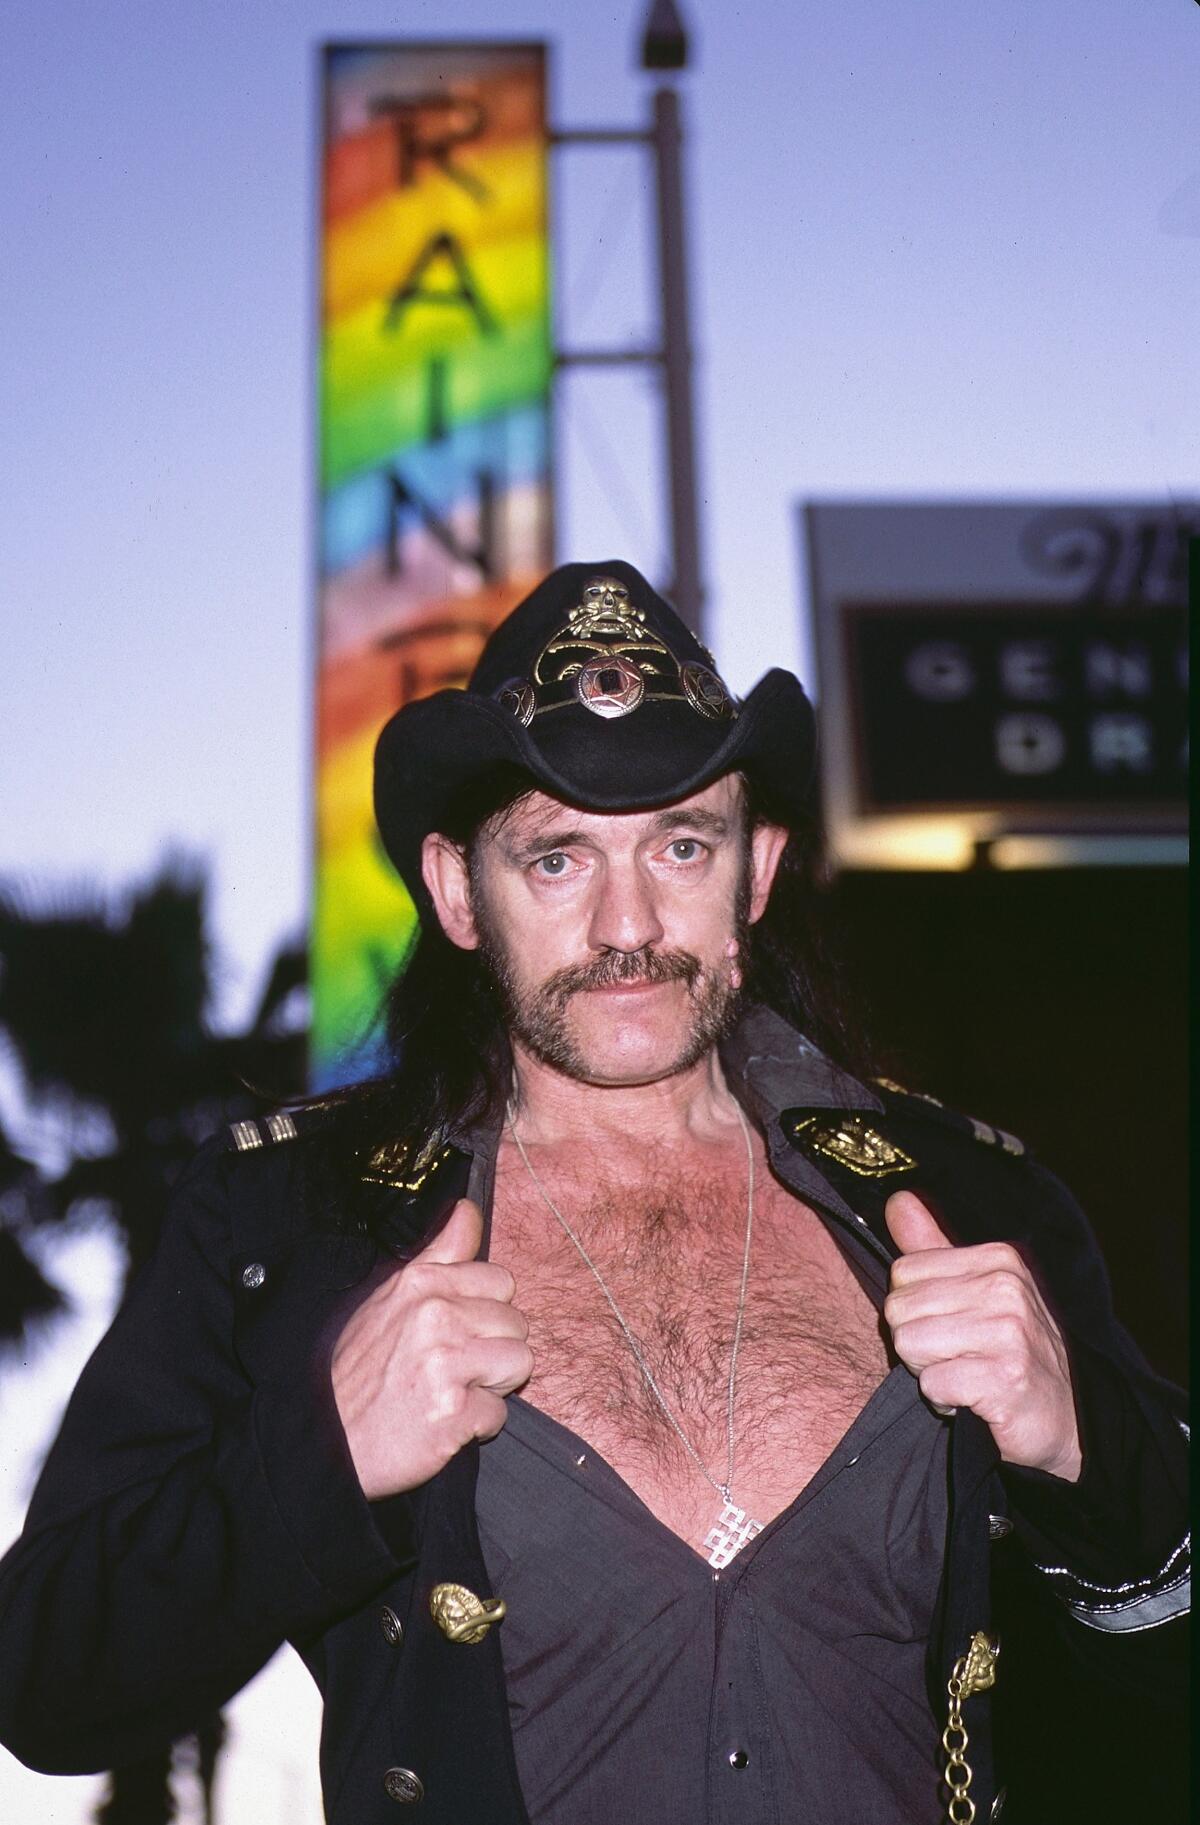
[420,833,480,950]
[747,821,789,924]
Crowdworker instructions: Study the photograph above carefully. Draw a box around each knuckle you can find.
[401,1260,436,1301]
[983,1270,1024,1312]
[998,1312,1026,1350]
[422,1341,456,1385]
[432,1377,470,1426]
[414,1295,454,1342]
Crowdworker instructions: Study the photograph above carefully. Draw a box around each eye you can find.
[666,838,705,863]
[533,852,570,877]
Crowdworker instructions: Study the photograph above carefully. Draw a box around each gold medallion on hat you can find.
[535,576,668,694]
[575,652,646,718]
[680,660,736,720]
[520,573,739,725]
[495,678,536,726]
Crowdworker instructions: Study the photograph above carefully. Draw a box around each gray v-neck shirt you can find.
[467,1010,950,1823]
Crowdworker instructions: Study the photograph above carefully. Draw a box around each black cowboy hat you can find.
[373,559,816,909]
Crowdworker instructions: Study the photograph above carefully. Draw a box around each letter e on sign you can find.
[995,713,1067,776]
[999,641,1059,702]
[905,642,975,701]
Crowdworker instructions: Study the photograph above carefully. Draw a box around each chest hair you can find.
[491,1156,892,1483]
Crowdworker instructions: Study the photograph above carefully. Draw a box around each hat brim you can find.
[374,668,815,915]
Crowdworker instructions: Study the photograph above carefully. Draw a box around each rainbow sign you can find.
[314,43,553,1086]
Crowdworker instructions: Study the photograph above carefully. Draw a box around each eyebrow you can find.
[500,808,731,865]
[501,826,593,864]
[646,808,731,838]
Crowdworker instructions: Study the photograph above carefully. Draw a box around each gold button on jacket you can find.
[429,1581,506,1645]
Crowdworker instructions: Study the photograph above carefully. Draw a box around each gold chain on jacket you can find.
[943,1632,1000,1823]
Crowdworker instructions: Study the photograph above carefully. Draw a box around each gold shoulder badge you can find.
[789,1114,916,1179]
[228,1113,299,1152]
[969,1118,1026,1158]
[874,1075,944,1109]
[361,1133,454,1192]
[874,1077,1026,1158]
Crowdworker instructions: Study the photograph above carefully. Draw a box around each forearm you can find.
[998,1334,1189,1671]
[0,1385,401,1772]
[0,1141,407,1772]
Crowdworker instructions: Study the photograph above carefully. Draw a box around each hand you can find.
[330,1199,533,1500]
[883,1191,1082,1481]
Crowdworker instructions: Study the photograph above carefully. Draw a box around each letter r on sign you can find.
[1090,715,1153,773]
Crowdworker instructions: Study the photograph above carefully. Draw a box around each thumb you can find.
[885,1190,954,1255]
[415,1197,484,1266]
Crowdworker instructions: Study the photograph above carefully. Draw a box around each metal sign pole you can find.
[551,3,705,635]
[649,82,703,634]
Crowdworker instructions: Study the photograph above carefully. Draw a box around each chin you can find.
[566,1010,702,1086]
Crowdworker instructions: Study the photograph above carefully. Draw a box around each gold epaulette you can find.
[227,1112,301,1152]
[786,1113,916,1179]
[361,1133,455,1193]
[873,1077,1026,1157]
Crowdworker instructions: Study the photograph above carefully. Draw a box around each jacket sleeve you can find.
[997,1158,1189,1665]
[0,1139,409,1775]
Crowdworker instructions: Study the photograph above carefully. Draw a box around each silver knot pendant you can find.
[703,1497,764,1569]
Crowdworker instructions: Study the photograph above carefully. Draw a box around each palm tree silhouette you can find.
[0,859,307,1825]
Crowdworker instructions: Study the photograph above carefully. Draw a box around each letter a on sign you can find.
[385,231,499,336]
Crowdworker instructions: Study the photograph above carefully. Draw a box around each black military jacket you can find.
[0,1011,1188,1823]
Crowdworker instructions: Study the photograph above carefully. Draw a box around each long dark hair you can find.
[305,767,877,1238]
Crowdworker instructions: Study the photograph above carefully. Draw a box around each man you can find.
[0,562,1188,1823]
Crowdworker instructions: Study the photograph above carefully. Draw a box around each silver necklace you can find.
[505,1097,765,1569]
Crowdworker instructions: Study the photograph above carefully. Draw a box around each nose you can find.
[586,858,665,955]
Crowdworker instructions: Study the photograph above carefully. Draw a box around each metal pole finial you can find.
[640,0,689,72]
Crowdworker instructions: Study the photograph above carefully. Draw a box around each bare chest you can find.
[489,1164,892,1551]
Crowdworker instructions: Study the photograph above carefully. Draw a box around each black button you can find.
[383,1766,424,1803]
[379,1605,404,1647]
[728,1750,750,1770]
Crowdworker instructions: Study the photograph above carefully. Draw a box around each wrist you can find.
[1044,1450,1082,1483]
[1035,1431,1083,1484]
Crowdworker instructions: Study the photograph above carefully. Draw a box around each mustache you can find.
[539,946,702,1006]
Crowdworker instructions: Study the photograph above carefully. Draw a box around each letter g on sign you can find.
[905,642,975,702]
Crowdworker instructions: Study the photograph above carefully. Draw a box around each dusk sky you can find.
[0,2,1195,1819]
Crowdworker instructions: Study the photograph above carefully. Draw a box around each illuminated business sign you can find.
[804,502,1193,869]
[314,42,553,1085]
